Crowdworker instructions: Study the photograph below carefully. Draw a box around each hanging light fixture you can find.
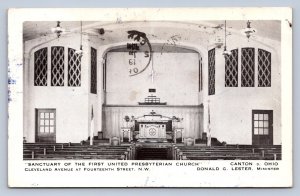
[222,20,232,57]
[51,21,65,38]
[75,21,83,56]
[241,20,256,41]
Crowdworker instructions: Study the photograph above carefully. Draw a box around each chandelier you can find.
[241,20,256,41]
[51,21,65,38]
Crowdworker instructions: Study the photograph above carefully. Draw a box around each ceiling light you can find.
[222,46,232,56]
[241,20,256,41]
[51,21,65,38]
[75,45,83,56]
[222,20,232,57]
[75,21,83,56]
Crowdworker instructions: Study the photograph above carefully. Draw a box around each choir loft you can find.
[22,20,281,160]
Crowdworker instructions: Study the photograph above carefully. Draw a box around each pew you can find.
[174,145,281,160]
[24,143,134,160]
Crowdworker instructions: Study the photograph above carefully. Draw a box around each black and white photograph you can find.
[8,8,292,187]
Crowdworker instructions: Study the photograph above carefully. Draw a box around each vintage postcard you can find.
[8,8,292,187]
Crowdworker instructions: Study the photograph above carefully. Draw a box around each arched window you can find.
[90,47,97,94]
[241,47,255,87]
[258,49,271,87]
[208,48,215,95]
[51,46,65,86]
[225,49,238,87]
[199,57,203,92]
[68,48,81,86]
[34,47,48,86]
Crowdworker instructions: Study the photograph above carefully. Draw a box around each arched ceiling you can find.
[23,20,281,47]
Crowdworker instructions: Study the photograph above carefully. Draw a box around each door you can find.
[252,110,273,145]
[36,109,56,143]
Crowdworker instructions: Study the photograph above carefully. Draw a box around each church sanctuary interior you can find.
[22,20,282,160]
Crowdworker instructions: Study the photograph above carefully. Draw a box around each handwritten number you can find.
[129,68,139,74]
[129,59,136,65]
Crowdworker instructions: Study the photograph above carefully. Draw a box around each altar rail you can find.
[103,105,203,139]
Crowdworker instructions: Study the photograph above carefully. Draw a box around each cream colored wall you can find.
[102,50,204,140]
[203,35,281,145]
[87,37,105,139]
[105,52,200,105]
[95,40,206,141]
[103,106,203,139]
[24,35,90,143]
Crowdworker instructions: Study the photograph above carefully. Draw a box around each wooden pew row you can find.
[23,149,130,156]
[178,149,253,153]
[24,146,132,154]
[24,150,133,160]
[181,153,281,160]
[24,150,129,156]
[184,152,282,160]
[24,146,130,152]
[24,143,132,147]
[213,144,281,148]
[23,143,78,148]
[24,150,131,160]
[177,146,281,151]
[173,145,282,160]
[177,149,282,156]
[226,144,281,149]
[24,144,132,151]
[185,155,271,160]
[24,143,135,160]
[24,154,125,160]
[176,145,281,152]
[181,152,281,159]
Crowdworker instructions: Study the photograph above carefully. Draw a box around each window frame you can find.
[225,49,239,87]
[90,47,97,94]
[258,48,272,87]
[208,48,215,95]
[51,46,65,86]
[67,48,82,87]
[199,57,203,92]
[241,47,255,87]
[34,47,48,86]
